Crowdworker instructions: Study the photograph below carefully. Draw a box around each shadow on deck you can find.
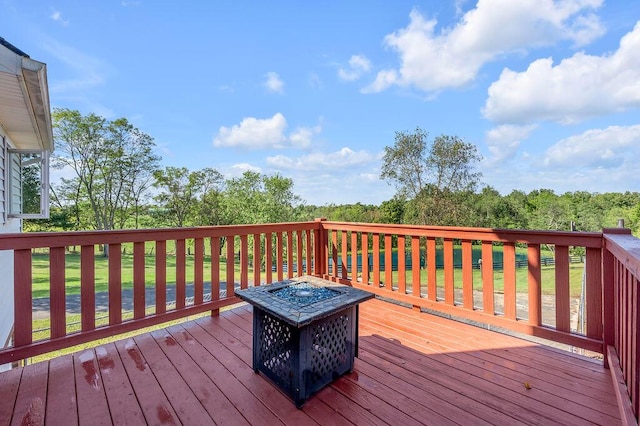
[0,298,621,425]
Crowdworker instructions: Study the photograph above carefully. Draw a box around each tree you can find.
[381,127,482,225]
[221,171,302,225]
[52,109,160,235]
[378,198,406,224]
[471,186,527,229]
[153,166,223,227]
[527,189,569,231]
[114,121,160,229]
[20,153,42,214]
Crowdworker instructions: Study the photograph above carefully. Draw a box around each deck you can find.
[0,298,621,425]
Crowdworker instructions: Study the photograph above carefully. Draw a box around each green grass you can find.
[31,252,237,299]
[382,262,585,298]
[31,247,584,299]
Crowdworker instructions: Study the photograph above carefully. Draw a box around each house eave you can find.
[0,38,54,152]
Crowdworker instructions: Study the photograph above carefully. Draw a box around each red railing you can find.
[316,221,604,352]
[3,219,640,421]
[603,228,640,425]
[0,222,318,364]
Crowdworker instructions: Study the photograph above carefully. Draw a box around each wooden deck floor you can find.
[0,298,622,425]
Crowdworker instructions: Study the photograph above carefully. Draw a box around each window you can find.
[7,149,50,219]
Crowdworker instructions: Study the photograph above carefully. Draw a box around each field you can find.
[29,245,584,299]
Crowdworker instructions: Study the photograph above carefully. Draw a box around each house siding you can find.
[8,149,21,215]
[0,128,18,371]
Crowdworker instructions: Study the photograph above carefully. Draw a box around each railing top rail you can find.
[320,221,603,247]
[0,221,320,250]
[604,228,640,280]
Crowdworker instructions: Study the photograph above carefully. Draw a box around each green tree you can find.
[52,109,160,234]
[153,166,223,227]
[222,171,302,225]
[471,186,527,229]
[20,153,42,215]
[527,189,569,231]
[381,127,482,225]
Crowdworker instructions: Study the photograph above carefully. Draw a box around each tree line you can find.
[25,110,640,236]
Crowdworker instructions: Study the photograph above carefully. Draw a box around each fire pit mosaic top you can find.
[236,277,374,327]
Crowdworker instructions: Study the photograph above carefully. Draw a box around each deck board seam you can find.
[368,297,606,367]
[161,324,259,425]
[197,314,363,424]
[133,332,214,425]
[360,333,578,426]
[360,313,620,421]
[363,303,617,393]
[363,300,614,386]
[343,357,477,426]
[188,318,318,425]
[7,367,22,426]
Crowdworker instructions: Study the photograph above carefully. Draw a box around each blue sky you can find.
[2,1,640,205]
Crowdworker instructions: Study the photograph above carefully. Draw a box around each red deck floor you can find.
[0,298,621,425]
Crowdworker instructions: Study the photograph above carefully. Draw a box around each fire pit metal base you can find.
[236,277,374,408]
[253,305,356,407]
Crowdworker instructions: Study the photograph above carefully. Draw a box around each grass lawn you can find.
[31,252,237,299]
[30,246,584,300]
[384,262,585,298]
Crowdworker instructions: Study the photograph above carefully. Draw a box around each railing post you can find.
[602,227,633,367]
[14,249,33,348]
[528,244,542,326]
[602,235,615,368]
[314,218,327,276]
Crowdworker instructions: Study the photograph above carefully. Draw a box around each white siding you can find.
[9,150,21,215]
[0,131,18,370]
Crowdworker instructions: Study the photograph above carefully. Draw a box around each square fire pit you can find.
[236,277,374,407]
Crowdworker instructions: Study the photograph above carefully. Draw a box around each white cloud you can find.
[338,54,372,81]
[266,147,376,171]
[483,22,640,124]
[213,113,320,149]
[363,1,604,94]
[481,124,640,195]
[308,72,322,89]
[264,72,284,93]
[216,84,235,93]
[263,159,391,205]
[41,39,107,93]
[214,113,287,148]
[542,124,640,169]
[39,37,115,114]
[362,70,399,94]
[289,124,321,148]
[359,172,380,182]
[229,163,262,175]
[484,124,536,166]
[50,10,69,26]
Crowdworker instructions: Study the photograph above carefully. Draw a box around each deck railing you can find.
[2,219,640,423]
[316,221,604,353]
[603,228,640,424]
[0,222,318,364]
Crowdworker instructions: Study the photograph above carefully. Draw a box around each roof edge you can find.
[0,36,30,58]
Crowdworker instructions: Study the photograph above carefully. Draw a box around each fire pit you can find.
[236,278,374,407]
